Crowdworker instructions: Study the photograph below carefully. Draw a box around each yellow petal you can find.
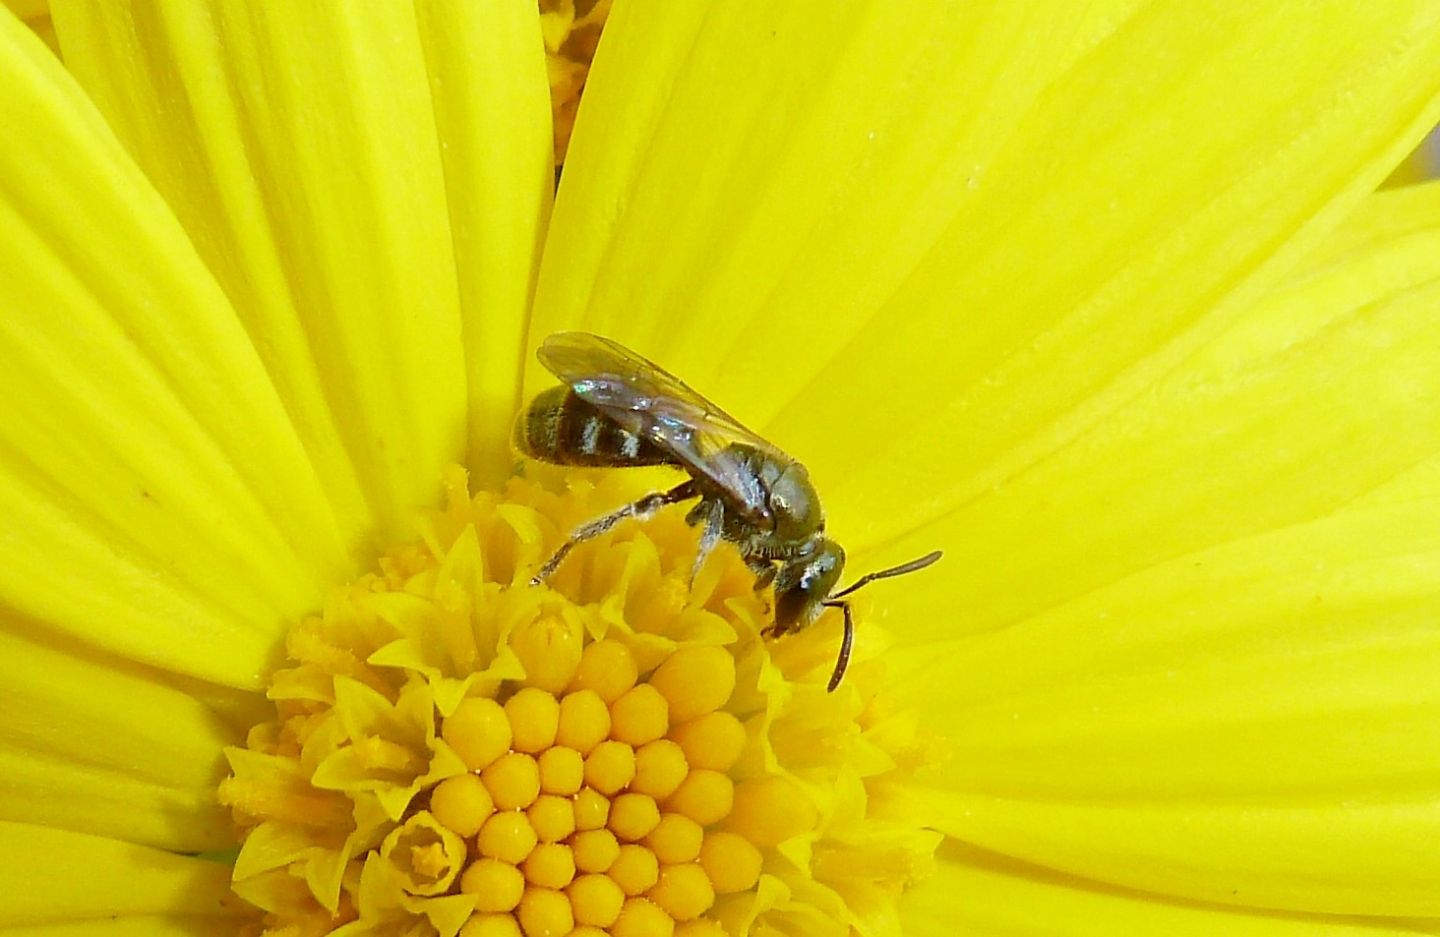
[0,11,347,687]
[1196,181,1440,513]
[530,0,1440,560]
[0,821,243,926]
[412,0,553,485]
[875,185,1440,916]
[800,1,1440,552]
[888,497,1440,915]
[0,626,236,853]
[902,844,1440,937]
[530,0,1130,394]
[869,204,1440,643]
[51,0,474,539]
[1184,181,1440,383]
[3,0,57,56]
[0,918,242,936]
[4,0,48,21]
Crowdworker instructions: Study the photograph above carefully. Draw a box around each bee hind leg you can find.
[531,480,698,585]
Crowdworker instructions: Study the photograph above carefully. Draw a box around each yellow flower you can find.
[3,2,1440,936]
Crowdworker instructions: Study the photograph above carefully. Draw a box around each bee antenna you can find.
[828,549,942,601]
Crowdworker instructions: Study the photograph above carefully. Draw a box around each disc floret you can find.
[220,468,940,936]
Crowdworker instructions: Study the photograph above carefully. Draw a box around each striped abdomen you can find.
[516,386,673,467]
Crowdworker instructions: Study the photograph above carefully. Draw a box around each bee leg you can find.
[745,556,777,593]
[531,480,698,585]
[690,498,725,586]
[820,600,853,692]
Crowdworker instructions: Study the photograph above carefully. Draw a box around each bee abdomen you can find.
[516,386,672,467]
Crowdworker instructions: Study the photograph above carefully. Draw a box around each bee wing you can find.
[537,332,784,520]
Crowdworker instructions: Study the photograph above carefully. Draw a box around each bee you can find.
[516,331,941,691]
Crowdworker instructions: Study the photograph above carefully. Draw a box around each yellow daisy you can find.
[3,2,1440,936]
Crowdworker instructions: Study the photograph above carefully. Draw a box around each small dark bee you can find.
[516,332,941,691]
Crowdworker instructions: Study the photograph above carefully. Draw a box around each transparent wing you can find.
[537,332,787,520]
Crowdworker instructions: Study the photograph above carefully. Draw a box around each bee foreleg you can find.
[531,480,698,585]
[691,499,725,586]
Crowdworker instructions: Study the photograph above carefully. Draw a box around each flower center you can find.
[219,467,940,936]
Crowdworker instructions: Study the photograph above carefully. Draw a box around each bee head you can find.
[768,462,823,543]
[776,547,942,692]
[773,538,846,631]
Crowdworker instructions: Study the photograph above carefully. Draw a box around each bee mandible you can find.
[515,331,941,691]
